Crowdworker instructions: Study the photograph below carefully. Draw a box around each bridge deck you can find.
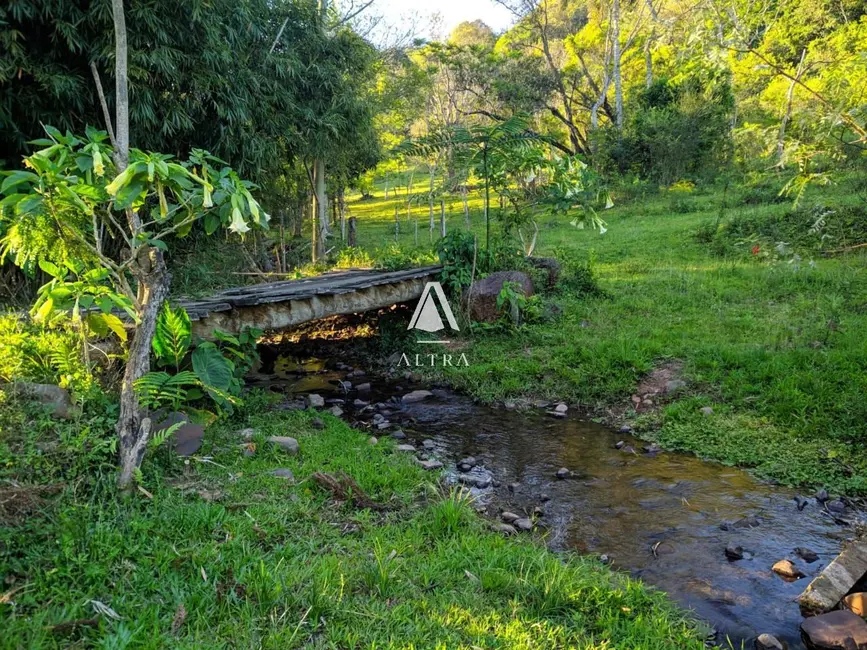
[180,265,442,337]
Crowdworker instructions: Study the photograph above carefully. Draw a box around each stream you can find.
[255,349,859,649]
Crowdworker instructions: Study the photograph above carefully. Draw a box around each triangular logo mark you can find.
[408,282,460,333]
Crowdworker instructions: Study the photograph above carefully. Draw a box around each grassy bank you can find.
[0,393,705,649]
[343,175,867,494]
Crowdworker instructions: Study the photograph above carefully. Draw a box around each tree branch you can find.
[89,63,117,149]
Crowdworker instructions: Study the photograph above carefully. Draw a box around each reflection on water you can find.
[262,354,856,649]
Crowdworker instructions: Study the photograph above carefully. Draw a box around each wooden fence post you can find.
[440,199,446,238]
[394,205,399,241]
[348,217,357,247]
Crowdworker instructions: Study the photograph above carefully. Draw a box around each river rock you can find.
[492,523,517,536]
[540,493,551,502]
[527,256,561,288]
[514,517,533,531]
[355,382,371,392]
[353,399,369,407]
[554,403,568,414]
[306,394,325,408]
[772,559,804,579]
[329,406,344,417]
[799,541,867,615]
[458,457,477,472]
[152,410,204,456]
[417,458,443,471]
[816,489,830,504]
[268,436,299,455]
[457,474,491,489]
[700,406,714,416]
[396,444,416,453]
[402,390,433,404]
[800,610,867,650]
[501,511,520,523]
[755,633,785,650]
[10,382,74,419]
[421,439,435,450]
[389,430,407,440]
[368,436,378,445]
[465,271,534,323]
[725,545,745,561]
[796,547,820,563]
[555,467,571,479]
[311,416,324,430]
[615,440,626,449]
[827,500,846,514]
[843,593,866,617]
[618,424,633,433]
[270,468,295,480]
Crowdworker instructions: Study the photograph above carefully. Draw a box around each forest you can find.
[1,0,866,647]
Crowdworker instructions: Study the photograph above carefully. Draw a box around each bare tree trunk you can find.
[613,0,623,129]
[428,166,435,242]
[338,188,346,241]
[645,38,653,88]
[295,198,305,238]
[348,217,357,247]
[312,159,327,262]
[394,206,399,241]
[440,200,446,238]
[112,0,171,490]
[777,49,806,166]
[111,0,129,171]
[462,186,470,229]
[117,253,170,489]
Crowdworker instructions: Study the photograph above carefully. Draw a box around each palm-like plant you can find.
[399,116,542,253]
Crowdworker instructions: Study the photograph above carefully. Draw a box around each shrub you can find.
[555,249,606,297]
[595,74,734,185]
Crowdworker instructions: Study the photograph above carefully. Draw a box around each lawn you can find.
[342,173,867,494]
[0,393,705,649]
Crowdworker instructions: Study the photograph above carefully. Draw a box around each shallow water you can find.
[260,354,857,649]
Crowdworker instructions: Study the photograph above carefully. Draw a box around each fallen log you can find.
[311,471,390,511]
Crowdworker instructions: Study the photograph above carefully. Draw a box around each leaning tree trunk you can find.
[612,0,623,129]
[117,252,170,489]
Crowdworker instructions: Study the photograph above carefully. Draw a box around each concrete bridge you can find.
[180,266,442,338]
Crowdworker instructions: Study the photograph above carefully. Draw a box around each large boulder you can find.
[800,610,867,650]
[465,271,534,323]
[7,382,74,419]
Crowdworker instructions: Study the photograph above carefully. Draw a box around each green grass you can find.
[0,394,706,649]
[343,174,867,494]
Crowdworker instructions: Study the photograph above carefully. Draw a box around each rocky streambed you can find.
[251,351,867,649]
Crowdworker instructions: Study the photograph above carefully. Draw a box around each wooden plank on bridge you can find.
[177,265,443,336]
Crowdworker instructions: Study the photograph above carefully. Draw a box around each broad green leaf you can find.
[153,303,191,369]
[102,313,128,342]
[192,342,235,402]
[1,171,39,194]
[38,260,63,278]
